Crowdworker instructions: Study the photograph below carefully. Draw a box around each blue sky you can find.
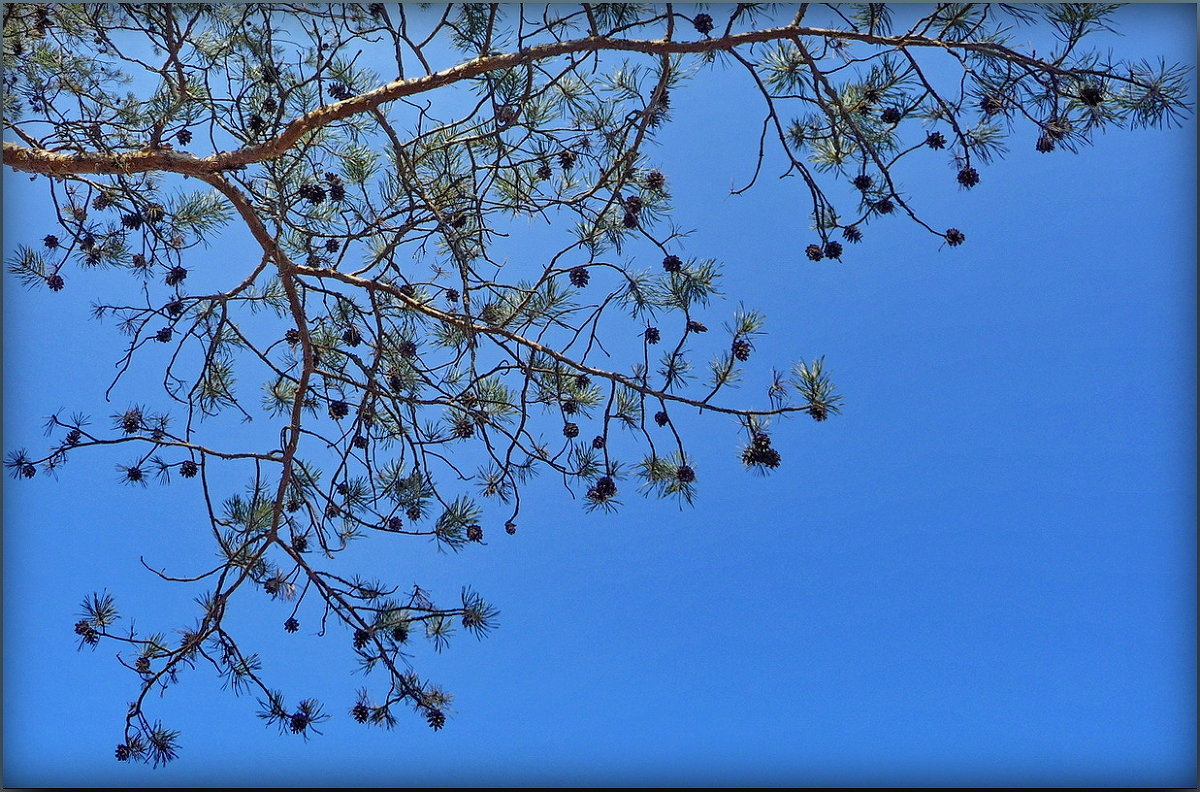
[3,4,1196,787]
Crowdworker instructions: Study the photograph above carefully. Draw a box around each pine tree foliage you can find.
[2,2,1190,765]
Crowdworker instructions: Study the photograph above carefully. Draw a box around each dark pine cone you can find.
[622,211,638,229]
[880,107,902,124]
[155,327,173,343]
[926,131,947,149]
[292,534,308,552]
[328,82,351,101]
[593,475,617,499]
[121,212,143,230]
[873,199,895,215]
[569,266,590,287]
[562,399,579,415]
[809,403,830,422]
[92,193,113,211]
[298,183,326,204]
[466,524,484,542]
[399,340,418,358]
[164,266,188,286]
[957,167,980,189]
[852,174,872,191]
[742,445,782,469]
[563,422,580,439]
[624,195,643,213]
[945,228,966,247]
[676,465,696,484]
[352,703,370,723]
[732,339,751,362]
[824,241,843,259]
[1079,84,1104,107]
[557,151,576,170]
[805,244,824,261]
[592,435,605,450]
[285,328,301,345]
[686,320,707,333]
[453,417,475,439]
[426,709,446,731]
[329,183,346,202]
[353,628,371,650]
[693,12,714,34]
[645,169,666,191]
[388,516,404,531]
[341,327,360,346]
[248,114,265,133]
[654,411,669,427]
[166,300,184,316]
[180,460,198,478]
[536,162,553,180]
[842,226,863,244]
[144,205,164,224]
[662,254,683,273]
[47,274,65,291]
[43,234,59,248]
[325,239,340,253]
[406,505,421,521]
[115,744,131,762]
[329,400,350,419]
[289,712,311,734]
[1035,135,1055,153]
[352,434,368,449]
[284,616,300,633]
[505,521,518,535]
[177,128,192,145]
[644,326,660,344]
[445,288,460,304]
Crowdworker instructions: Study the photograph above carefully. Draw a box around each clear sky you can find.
[3,4,1196,787]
